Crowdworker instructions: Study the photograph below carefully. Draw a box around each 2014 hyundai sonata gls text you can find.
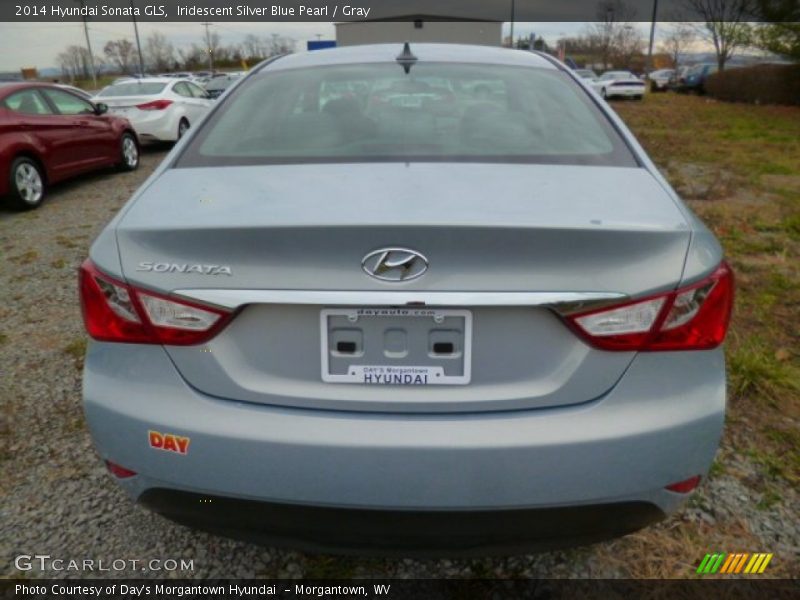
[80,44,734,555]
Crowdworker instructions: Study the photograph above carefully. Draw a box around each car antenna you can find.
[396,41,417,74]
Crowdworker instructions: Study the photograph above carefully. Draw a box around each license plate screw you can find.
[347,314,358,323]
[434,314,444,324]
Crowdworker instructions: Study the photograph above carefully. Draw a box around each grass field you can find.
[602,93,800,577]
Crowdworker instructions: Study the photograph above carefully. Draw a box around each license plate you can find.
[320,308,472,385]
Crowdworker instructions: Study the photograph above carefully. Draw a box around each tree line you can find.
[515,0,799,73]
[56,31,296,81]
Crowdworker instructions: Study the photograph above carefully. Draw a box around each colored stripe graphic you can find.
[701,554,720,574]
[735,553,750,573]
[721,554,736,574]
[711,553,727,573]
[720,554,736,574]
[745,554,761,573]
[758,554,773,573]
[697,554,712,574]
[724,553,741,574]
[699,552,772,575]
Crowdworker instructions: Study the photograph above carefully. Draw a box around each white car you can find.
[590,71,646,100]
[647,69,675,92]
[93,78,213,142]
[573,68,598,82]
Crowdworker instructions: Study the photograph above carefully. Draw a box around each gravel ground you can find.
[1,145,797,580]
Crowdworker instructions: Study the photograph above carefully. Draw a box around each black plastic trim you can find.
[139,488,666,557]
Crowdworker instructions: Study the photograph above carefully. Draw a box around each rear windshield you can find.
[98,82,167,97]
[178,63,637,167]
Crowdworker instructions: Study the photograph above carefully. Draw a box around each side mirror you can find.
[94,102,108,115]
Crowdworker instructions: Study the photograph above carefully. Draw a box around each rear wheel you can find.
[178,118,190,140]
[634,95,644,101]
[601,88,608,99]
[6,157,45,211]
[118,132,139,171]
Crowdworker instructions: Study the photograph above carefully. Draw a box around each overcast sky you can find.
[0,21,675,72]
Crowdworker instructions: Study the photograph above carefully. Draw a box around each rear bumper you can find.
[128,112,177,142]
[607,87,645,97]
[140,489,664,555]
[84,343,725,552]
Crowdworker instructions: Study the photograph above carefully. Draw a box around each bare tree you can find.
[660,22,696,67]
[267,33,296,56]
[586,0,640,69]
[56,45,95,82]
[178,44,207,71]
[103,39,136,75]
[241,34,266,60]
[144,32,175,72]
[684,0,754,70]
[616,24,646,66]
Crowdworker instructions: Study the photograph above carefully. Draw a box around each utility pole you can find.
[509,0,515,48]
[647,0,660,75]
[202,22,215,73]
[130,0,145,76]
[76,0,97,88]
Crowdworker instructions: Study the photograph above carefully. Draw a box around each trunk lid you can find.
[115,163,691,413]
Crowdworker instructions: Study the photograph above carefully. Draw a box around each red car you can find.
[0,82,139,210]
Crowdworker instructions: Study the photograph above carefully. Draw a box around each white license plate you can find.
[320,308,472,385]
[347,365,444,385]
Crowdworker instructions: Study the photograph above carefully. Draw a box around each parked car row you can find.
[571,63,723,98]
[115,70,245,92]
[0,72,242,210]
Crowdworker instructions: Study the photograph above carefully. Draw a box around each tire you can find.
[178,118,190,140]
[634,95,644,101]
[118,132,139,172]
[601,88,608,99]
[6,156,45,211]
[650,82,658,93]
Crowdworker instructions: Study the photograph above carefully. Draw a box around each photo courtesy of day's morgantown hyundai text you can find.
[79,43,734,555]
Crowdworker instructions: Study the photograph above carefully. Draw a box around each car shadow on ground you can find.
[0,143,171,216]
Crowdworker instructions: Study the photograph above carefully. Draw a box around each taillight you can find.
[135,99,173,111]
[665,475,702,494]
[565,262,734,351]
[79,260,231,345]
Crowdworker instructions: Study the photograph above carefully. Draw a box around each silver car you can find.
[80,44,734,555]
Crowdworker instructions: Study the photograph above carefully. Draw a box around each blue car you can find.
[678,63,719,94]
[79,44,734,555]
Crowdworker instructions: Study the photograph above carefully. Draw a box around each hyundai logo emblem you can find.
[361,247,429,282]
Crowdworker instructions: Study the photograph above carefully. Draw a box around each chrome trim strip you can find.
[173,289,627,312]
